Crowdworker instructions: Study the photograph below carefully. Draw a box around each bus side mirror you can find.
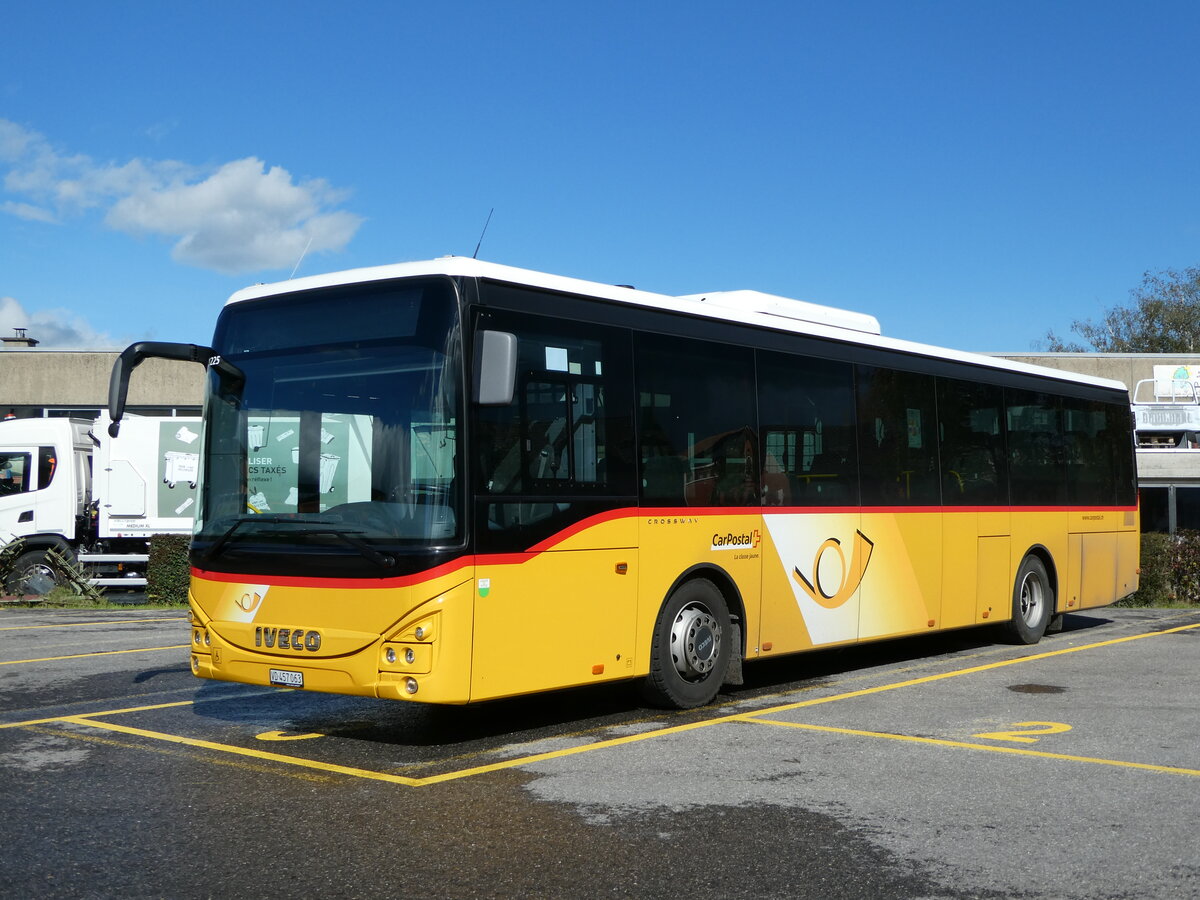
[473,330,517,406]
[108,341,243,436]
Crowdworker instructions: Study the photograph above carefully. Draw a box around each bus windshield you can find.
[192,277,463,578]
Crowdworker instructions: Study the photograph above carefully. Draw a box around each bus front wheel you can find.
[641,579,731,709]
[1005,555,1053,645]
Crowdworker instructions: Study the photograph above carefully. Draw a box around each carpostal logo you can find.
[711,529,761,552]
[792,530,875,609]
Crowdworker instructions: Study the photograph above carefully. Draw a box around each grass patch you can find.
[0,587,187,609]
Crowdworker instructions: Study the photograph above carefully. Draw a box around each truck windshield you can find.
[193,276,463,578]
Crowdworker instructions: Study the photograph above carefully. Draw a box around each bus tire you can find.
[1005,555,1052,645]
[640,578,731,709]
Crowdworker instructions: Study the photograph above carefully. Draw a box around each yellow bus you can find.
[109,259,1138,708]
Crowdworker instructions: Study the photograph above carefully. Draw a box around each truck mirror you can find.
[108,342,243,436]
[473,330,517,406]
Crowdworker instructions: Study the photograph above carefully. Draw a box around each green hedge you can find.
[1119,530,1200,607]
[147,533,191,606]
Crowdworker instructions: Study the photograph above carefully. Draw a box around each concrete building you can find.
[0,339,203,420]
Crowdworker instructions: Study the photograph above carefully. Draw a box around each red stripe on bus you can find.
[190,503,1136,590]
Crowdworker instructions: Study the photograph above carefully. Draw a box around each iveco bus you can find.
[109,258,1138,708]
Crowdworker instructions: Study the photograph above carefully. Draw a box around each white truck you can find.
[0,414,200,595]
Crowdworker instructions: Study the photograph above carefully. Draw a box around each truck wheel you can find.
[1005,555,1053,645]
[640,579,731,709]
[4,550,64,596]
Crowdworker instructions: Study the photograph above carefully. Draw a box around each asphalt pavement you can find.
[2,605,1198,899]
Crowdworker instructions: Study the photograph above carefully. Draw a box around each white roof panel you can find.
[224,257,1126,393]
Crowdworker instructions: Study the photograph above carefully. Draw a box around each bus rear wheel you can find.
[641,579,731,709]
[1005,555,1052,645]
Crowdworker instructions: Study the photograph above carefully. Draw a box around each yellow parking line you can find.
[748,719,1200,778]
[0,700,198,730]
[0,617,187,631]
[1,644,190,666]
[414,719,723,786]
[8,619,1198,786]
[411,620,1200,784]
[734,621,1200,721]
[62,716,425,786]
[0,689,296,730]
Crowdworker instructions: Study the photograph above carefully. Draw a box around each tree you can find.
[1045,267,1200,353]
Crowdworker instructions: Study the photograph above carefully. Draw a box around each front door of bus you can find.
[468,311,639,701]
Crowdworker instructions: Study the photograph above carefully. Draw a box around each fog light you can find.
[385,647,396,664]
[404,677,418,695]
[404,648,415,664]
[190,655,199,674]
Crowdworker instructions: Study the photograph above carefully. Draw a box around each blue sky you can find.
[2,2,1199,352]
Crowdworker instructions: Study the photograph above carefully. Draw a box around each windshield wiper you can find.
[306,528,396,569]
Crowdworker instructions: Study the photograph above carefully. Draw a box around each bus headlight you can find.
[385,647,396,664]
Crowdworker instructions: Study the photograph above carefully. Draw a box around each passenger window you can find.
[1061,397,1135,507]
[758,351,857,506]
[635,335,757,507]
[1063,398,1111,505]
[1006,390,1066,505]
[1108,402,1136,507]
[937,380,1006,505]
[857,366,939,506]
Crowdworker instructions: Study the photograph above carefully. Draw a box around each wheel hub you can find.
[1019,573,1044,625]
[670,603,721,680]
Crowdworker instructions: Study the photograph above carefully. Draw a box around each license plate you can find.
[269,668,304,688]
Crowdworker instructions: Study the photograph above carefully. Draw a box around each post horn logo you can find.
[792,530,874,609]
[236,590,264,613]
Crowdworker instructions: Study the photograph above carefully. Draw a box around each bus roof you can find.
[226,257,1127,394]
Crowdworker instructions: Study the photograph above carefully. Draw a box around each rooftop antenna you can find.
[289,234,314,279]
[472,208,494,259]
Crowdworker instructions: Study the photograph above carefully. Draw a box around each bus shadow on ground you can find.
[188,615,1114,757]
[732,611,1111,699]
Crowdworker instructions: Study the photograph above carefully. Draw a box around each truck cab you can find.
[0,418,93,593]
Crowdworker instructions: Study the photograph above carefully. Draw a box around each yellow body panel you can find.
[187,504,1139,704]
[976,536,1011,622]
[471,547,638,700]
[189,567,477,703]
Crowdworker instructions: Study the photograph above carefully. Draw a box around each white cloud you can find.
[0,295,120,349]
[0,119,363,274]
[107,157,363,274]
[1,200,56,223]
[0,118,37,161]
